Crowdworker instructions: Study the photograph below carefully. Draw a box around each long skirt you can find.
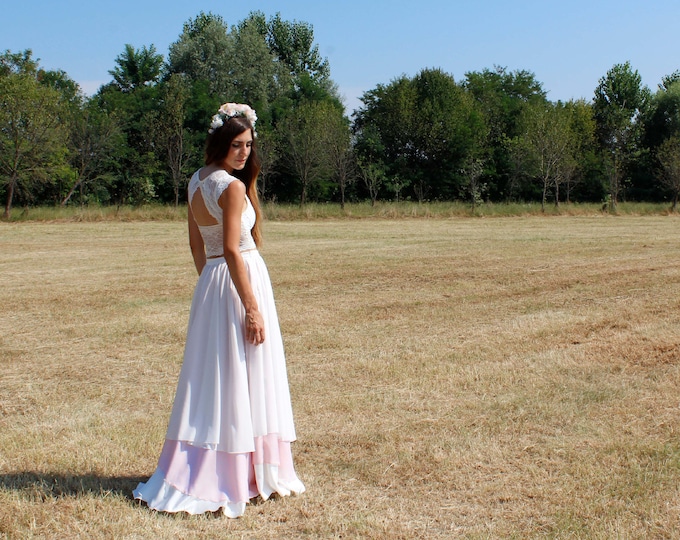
[133,253,305,517]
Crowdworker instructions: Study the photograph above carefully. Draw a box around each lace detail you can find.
[198,224,223,257]
[188,170,257,257]
[239,199,257,252]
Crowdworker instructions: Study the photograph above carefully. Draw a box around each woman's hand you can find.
[245,309,265,345]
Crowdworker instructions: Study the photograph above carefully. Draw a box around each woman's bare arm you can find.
[219,181,265,345]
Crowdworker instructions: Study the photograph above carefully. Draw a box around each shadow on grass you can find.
[0,471,146,501]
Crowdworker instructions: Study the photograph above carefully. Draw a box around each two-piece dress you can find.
[134,169,305,517]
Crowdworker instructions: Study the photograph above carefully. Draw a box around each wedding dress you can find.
[134,169,304,517]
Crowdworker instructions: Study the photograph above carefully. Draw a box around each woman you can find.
[134,103,305,518]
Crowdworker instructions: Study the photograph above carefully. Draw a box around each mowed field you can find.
[0,215,679,539]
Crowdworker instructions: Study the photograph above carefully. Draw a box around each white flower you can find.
[210,103,258,134]
[209,114,224,133]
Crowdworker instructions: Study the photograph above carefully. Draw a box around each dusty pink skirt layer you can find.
[134,435,305,517]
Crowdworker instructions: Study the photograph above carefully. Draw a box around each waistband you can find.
[205,249,258,265]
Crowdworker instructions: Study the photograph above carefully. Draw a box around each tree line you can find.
[2,11,680,218]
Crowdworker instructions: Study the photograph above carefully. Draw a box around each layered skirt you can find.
[134,253,305,517]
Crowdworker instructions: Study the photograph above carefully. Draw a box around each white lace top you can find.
[188,170,257,257]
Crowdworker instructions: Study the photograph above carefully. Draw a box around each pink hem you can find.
[135,435,305,511]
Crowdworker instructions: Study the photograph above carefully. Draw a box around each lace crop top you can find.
[188,170,257,257]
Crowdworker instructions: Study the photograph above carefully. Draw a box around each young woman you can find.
[134,103,305,517]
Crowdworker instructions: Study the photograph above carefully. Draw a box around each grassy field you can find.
[0,214,679,538]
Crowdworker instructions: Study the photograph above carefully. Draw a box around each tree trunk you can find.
[4,176,17,219]
[300,180,307,206]
[565,181,572,204]
[541,177,548,212]
[608,161,620,213]
[61,180,82,206]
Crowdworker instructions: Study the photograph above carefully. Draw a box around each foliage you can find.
[357,159,385,206]
[354,69,485,202]
[93,72,162,205]
[593,61,651,210]
[147,74,192,206]
[562,99,600,202]
[324,112,355,208]
[2,22,680,212]
[463,66,548,200]
[266,13,330,87]
[0,50,70,217]
[518,101,579,210]
[166,12,233,97]
[61,101,123,206]
[0,49,39,76]
[109,44,163,92]
[278,100,342,205]
[656,135,680,210]
[643,81,680,151]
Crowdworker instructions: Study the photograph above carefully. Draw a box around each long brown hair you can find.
[204,116,263,246]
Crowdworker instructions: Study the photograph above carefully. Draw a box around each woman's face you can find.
[223,130,253,173]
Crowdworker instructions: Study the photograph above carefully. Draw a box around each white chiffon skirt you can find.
[134,253,305,517]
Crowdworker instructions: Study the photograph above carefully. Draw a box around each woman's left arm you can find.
[219,181,265,345]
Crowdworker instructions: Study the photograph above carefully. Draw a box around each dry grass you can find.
[0,215,679,539]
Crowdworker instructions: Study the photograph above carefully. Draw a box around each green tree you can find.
[460,156,486,212]
[279,100,338,205]
[660,70,680,91]
[643,80,680,207]
[229,14,284,116]
[354,75,416,199]
[0,51,68,217]
[562,99,599,203]
[93,82,160,205]
[412,68,486,200]
[656,135,680,210]
[354,69,484,201]
[463,66,547,200]
[38,68,83,107]
[266,13,330,88]
[61,101,122,205]
[593,61,650,211]
[504,136,532,202]
[352,120,386,203]
[0,49,38,76]
[643,80,680,151]
[167,12,233,97]
[357,159,385,206]
[519,101,577,210]
[165,11,338,203]
[109,44,163,92]
[150,74,192,206]
[254,132,279,201]
[324,112,355,208]
[91,44,167,205]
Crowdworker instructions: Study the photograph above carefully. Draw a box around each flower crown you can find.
[209,103,258,135]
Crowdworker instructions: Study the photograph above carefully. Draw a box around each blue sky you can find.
[3,0,679,113]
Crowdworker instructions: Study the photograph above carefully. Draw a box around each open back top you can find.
[188,169,256,257]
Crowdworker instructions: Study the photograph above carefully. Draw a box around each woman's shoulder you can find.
[200,168,234,183]
[199,169,235,193]
[187,170,201,197]
[202,169,244,202]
